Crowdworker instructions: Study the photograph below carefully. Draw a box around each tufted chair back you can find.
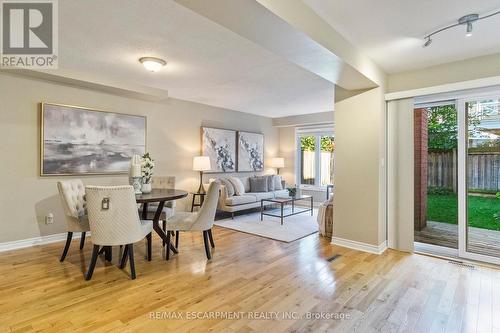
[85,185,147,246]
[57,179,89,232]
[151,176,176,209]
[191,181,220,231]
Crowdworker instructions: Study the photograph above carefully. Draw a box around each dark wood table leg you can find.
[151,201,178,254]
[141,202,148,219]
[311,196,313,216]
[191,194,196,212]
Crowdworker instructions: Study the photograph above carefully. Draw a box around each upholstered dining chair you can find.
[85,185,153,280]
[140,176,176,246]
[164,181,220,260]
[57,179,90,262]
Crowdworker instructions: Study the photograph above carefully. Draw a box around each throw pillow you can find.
[249,176,268,192]
[267,175,275,191]
[220,178,234,197]
[273,175,283,190]
[228,177,245,195]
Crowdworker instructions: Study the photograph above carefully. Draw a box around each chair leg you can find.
[146,233,152,261]
[120,244,129,269]
[208,229,215,248]
[60,232,73,262]
[79,232,86,250]
[175,231,179,248]
[162,220,166,247]
[85,245,100,280]
[128,244,136,280]
[203,231,212,260]
[104,246,112,262]
[165,231,171,260]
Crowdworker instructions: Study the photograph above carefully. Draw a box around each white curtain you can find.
[387,98,415,252]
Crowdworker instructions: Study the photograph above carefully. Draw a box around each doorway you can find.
[414,93,500,264]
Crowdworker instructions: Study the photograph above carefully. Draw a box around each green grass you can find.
[427,194,500,231]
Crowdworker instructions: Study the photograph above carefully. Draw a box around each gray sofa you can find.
[210,175,288,217]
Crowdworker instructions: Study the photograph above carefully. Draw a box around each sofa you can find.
[209,175,288,217]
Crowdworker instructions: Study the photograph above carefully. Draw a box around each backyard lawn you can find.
[427,194,500,231]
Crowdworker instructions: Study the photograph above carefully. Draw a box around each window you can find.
[296,127,334,187]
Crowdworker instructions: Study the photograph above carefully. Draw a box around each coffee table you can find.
[260,195,313,225]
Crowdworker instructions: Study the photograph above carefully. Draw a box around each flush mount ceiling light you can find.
[139,57,167,72]
[423,10,500,47]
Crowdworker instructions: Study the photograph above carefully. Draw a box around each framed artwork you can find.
[237,131,264,172]
[40,103,146,176]
[201,127,236,173]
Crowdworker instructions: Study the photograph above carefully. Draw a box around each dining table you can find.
[135,188,188,260]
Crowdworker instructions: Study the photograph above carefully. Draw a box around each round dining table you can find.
[135,189,188,259]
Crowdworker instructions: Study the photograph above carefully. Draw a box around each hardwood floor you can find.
[1,227,500,332]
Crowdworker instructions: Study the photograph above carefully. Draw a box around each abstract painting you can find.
[201,127,236,173]
[238,131,264,172]
[41,103,146,175]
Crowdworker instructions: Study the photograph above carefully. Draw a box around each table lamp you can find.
[270,157,285,175]
[193,156,211,194]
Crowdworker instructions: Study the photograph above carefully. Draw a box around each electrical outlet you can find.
[45,213,54,224]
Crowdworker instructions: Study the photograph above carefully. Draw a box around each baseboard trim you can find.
[331,237,388,255]
[0,232,84,253]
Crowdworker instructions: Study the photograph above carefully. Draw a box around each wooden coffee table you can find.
[260,195,313,225]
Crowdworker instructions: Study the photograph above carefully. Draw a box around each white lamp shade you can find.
[193,156,211,171]
[270,157,285,168]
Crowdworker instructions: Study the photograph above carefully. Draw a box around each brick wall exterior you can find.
[414,108,427,231]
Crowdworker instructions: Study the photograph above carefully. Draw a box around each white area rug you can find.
[214,209,318,242]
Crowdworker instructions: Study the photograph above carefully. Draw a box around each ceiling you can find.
[303,0,500,74]
[55,0,335,118]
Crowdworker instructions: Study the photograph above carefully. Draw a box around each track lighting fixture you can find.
[423,10,500,47]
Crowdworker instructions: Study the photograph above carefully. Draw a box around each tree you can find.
[300,136,334,152]
[427,104,481,149]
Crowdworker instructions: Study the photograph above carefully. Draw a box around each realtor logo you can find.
[1,0,58,68]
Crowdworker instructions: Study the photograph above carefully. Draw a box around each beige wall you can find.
[387,98,414,252]
[332,87,385,247]
[0,73,278,243]
[388,53,500,93]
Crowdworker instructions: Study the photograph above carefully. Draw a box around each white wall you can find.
[0,73,279,243]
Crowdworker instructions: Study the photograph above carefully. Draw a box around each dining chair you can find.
[140,176,176,246]
[164,181,220,260]
[57,179,90,262]
[85,185,153,280]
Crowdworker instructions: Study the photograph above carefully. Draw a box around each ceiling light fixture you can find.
[423,10,500,47]
[139,57,167,72]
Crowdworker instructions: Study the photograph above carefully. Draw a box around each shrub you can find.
[427,187,454,195]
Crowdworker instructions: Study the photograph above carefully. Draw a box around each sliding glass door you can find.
[458,96,500,264]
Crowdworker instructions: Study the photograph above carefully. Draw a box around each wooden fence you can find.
[428,149,500,192]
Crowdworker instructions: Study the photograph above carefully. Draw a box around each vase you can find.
[141,182,152,194]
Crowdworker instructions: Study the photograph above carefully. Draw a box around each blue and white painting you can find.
[238,131,264,172]
[41,103,146,175]
[201,127,236,173]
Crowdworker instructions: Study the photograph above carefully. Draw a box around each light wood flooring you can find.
[1,227,500,332]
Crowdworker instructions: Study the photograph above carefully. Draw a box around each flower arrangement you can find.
[286,185,297,197]
[141,152,154,184]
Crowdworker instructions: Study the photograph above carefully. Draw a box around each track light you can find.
[422,10,499,47]
[466,22,473,37]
